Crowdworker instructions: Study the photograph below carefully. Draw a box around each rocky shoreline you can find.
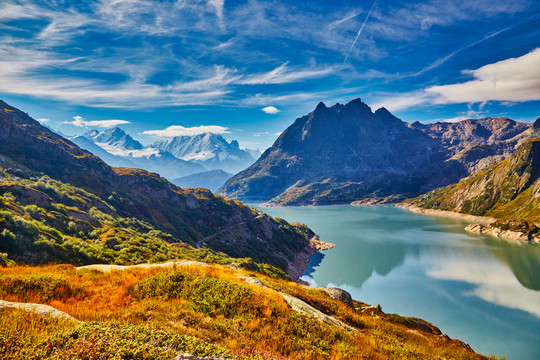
[287,237,335,284]
[404,205,539,244]
[465,223,540,244]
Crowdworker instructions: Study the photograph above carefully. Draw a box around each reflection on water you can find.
[258,204,540,360]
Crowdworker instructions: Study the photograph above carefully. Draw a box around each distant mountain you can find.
[153,133,257,173]
[0,99,314,273]
[219,98,539,205]
[84,127,143,150]
[172,169,233,192]
[245,147,262,161]
[71,128,205,180]
[70,135,138,168]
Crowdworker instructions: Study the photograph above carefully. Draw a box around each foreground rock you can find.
[0,300,79,322]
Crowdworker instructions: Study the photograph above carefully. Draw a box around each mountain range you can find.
[69,127,260,186]
[219,98,539,206]
[0,100,313,275]
[153,132,259,173]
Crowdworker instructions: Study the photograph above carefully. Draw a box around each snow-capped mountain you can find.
[153,133,259,173]
[70,128,204,180]
[84,127,143,150]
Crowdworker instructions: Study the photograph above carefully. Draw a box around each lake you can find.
[256,204,540,360]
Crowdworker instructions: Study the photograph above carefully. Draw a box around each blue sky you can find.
[1,0,539,150]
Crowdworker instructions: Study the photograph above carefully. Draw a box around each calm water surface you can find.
[256,204,540,360]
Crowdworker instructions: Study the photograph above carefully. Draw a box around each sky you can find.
[1,0,539,150]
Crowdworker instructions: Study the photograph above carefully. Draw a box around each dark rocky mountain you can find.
[219,98,538,205]
[0,100,314,272]
[71,128,205,180]
[153,133,258,173]
[172,169,233,192]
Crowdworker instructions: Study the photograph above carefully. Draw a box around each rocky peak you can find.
[84,127,143,150]
[533,117,540,130]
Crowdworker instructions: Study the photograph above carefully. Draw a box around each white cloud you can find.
[427,48,540,104]
[262,106,280,114]
[428,259,540,318]
[63,116,130,128]
[372,48,540,112]
[36,118,50,123]
[371,91,431,112]
[142,125,229,137]
[239,62,335,85]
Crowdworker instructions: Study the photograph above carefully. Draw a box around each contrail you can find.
[343,1,376,64]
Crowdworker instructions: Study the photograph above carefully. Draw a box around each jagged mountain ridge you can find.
[153,133,258,173]
[0,100,313,271]
[218,98,538,205]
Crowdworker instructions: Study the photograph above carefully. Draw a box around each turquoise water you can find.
[257,204,540,360]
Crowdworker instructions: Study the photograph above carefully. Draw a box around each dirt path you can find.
[195,214,263,249]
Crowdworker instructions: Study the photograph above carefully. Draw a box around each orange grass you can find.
[0,263,502,360]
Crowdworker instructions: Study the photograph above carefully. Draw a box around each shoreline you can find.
[287,237,335,284]
[402,205,496,225]
[402,205,540,244]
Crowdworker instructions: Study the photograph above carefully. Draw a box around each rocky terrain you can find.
[405,137,540,243]
[219,98,538,206]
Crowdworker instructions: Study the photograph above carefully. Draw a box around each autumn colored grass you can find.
[0,263,502,359]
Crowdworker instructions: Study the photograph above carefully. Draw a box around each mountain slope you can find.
[71,128,205,179]
[153,133,257,173]
[407,138,540,219]
[406,138,540,241]
[219,98,537,205]
[0,100,314,274]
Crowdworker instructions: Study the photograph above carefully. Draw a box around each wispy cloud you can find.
[239,62,336,85]
[63,116,130,128]
[36,118,50,123]
[142,125,229,137]
[261,106,280,114]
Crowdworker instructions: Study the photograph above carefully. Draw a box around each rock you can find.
[319,287,353,307]
[238,276,264,287]
[360,305,383,316]
[227,263,238,270]
[0,300,80,322]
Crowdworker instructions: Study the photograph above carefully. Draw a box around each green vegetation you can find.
[407,138,540,232]
[0,264,497,359]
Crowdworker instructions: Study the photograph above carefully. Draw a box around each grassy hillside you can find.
[407,139,540,218]
[406,139,540,237]
[0,101,313,273]
[0,263,495,360]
